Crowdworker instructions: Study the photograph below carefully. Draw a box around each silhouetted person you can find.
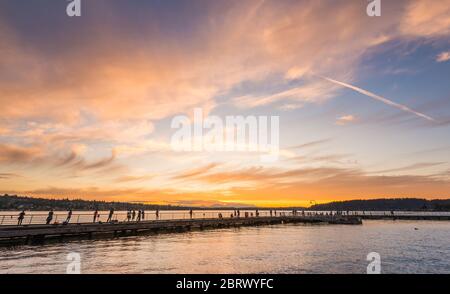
[66,209,73,223]
[107,208,114,222]
[46,210,54,225]
[189,209,193,219]
[17,210,25,225]
[93,210,99,223]
[136,210,142,222]
[255,209,259,217]
[127,210,131,222]
[132,210,136,221]
[141,210,145,220]
[156,209,159,220]
[270,210,273,217]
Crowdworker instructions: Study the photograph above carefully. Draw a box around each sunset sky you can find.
[1,0,450,207]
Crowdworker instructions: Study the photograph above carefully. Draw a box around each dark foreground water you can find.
[0,220,449,274]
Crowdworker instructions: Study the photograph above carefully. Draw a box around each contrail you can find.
[318,75,436,122]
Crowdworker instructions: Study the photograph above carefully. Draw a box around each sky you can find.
[0,0,450,207]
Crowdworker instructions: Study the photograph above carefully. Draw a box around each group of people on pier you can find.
[125,209,145,222]
[14,208,368,226]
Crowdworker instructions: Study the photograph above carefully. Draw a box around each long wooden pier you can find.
[2,212,449,246]
[0,215,361,246]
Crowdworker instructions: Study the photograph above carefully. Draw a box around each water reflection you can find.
[0,220,449,274]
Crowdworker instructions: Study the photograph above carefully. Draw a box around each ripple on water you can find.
[0,220,449,274]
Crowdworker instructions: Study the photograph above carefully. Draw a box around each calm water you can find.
[0,220,449,274]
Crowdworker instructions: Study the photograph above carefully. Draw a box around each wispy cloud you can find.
[115,175,153,183]
[232,80,337,108]
[63,150,117,172]
[400,0,450,37]
[318,75,436,122]
[0,173,20,180]
[287,139,332,150]
[436,51,450,63]
[371,162,446,174]
[292,154,354,165]
[336,115,357,125]
[172,163,221,180]
[0,144,44,164]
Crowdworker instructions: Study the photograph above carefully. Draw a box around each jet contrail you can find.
[318,75,436,122]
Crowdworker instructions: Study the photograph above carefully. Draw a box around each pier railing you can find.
[0,210,303,226]
[1,210,449,226]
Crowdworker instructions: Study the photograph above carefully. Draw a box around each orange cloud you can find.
[336,115,357,125]
[400,0,450,37]
[1,0,450,206]
[172,163,221,180]
[436,51,450,62]
[0,144,44,164]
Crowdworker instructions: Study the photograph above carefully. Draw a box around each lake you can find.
[0,220,449,274]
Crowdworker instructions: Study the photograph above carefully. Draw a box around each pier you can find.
[0,214,361,246]
[2,210,450,246]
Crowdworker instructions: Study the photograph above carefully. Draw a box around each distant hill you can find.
[0,194,189,211]
[310,198,450,211]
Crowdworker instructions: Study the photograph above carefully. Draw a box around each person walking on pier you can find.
[136,210,141,222]
[156,209,159,220]
[65,209,73,224]
[107,208,114,222]
[46,209,54,225]
[132,210,136,221]
[141,210,145,220]
[126,210,131,222]
[93,210,99,223]
[189,209,193,219]
[17,210,25,225]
